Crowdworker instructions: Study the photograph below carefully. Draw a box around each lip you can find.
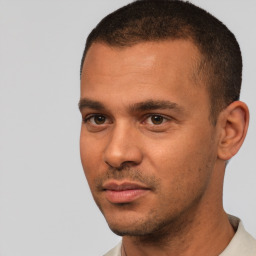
[102,181,150,203]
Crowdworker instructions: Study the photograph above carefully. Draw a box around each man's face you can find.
[80,40,219,236]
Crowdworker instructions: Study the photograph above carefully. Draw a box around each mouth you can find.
[102,181,150,204]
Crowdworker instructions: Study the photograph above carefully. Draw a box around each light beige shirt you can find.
[104,216,256,256]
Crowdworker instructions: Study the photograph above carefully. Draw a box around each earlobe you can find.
[217,101,249,161]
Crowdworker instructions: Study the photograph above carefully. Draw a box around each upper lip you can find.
[102,181,149,191]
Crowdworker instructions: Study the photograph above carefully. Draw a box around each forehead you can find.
[81,40,200,81]
[80,40,209,114]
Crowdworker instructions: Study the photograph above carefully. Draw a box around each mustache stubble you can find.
[94,166,161,192]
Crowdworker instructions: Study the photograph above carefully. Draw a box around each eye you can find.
[84,114,107,125]
[150,115,164,125]
[144,114,168,125]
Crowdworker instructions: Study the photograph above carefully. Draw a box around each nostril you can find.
[104,160,139,171]
[120,161,139,169]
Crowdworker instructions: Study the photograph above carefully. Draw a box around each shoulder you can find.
[103,242,122,256]
[220,215,256,256]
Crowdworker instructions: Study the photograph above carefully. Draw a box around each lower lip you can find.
[105,189,149,203]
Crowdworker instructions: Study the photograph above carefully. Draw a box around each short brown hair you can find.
[80,0,242,124]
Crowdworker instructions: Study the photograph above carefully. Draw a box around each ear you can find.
[217,101,249,161]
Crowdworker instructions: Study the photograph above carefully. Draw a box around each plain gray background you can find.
[0,0,255,255]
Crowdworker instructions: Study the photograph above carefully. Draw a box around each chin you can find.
[104,209,172,237]
[103,210,150,236]
[108,222,154,237]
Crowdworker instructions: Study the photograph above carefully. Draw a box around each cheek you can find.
[145,128,215,195]
[80,131,104,183]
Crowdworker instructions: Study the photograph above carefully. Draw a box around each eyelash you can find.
[83,114,110,125]
[83,113,171,126]
[143,114,171,125]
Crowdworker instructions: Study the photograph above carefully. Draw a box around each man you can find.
[79,0,256,255]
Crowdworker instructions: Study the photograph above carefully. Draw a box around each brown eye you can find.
[150,115,164,125]
[93,115,106,125]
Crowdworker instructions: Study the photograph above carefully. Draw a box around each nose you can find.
[103,124,143,169]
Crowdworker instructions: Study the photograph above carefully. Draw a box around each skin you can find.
[80,40,249,256]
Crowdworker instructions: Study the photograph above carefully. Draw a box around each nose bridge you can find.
[103,121,143,168]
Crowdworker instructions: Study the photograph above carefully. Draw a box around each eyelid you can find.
[142,113,172,123]
[82,113,173,125]
[83,113,112,125]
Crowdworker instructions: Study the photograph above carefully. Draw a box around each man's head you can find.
[79,0,248,238]
[80,0,242,124]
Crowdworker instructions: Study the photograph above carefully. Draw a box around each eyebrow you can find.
[131,100,183,112]
[78,98,105,111]
[78,98,184,113]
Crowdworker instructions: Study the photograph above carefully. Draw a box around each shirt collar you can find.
[219,215,256,256]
